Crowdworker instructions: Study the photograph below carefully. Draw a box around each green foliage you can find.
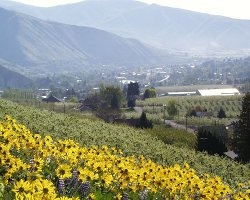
[143,88,156,99]
[166,100,177,117]
[111,93,120,110]
[0,99,250,186]
[217,107,226,118]
[232,92,250,162]
[145,125,197,149]
[137,95,242,125]
[2,89,36,100]
[83,85,124,121]
[127,98,136,108]
[197,128,227,156]
[100,84,123,110]
[0,177,4,199]
[187,109,197,117]
[127,82,139,97]
[67,95,78,103]
[127,82,139,108]
[137,112,153,129]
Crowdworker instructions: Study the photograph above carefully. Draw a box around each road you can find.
[134,106,196,134]
[164,120,196,134]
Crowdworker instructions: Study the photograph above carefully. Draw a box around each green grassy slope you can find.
[0,99,249,186]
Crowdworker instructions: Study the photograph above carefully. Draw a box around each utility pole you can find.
[185,114,188,132]
[163,104,166,124]
[177,105,180,122]
[178,97,180,122]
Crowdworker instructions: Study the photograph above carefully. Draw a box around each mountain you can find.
[2,0,250,55]
[0,0,147,27]
[0,65,32,88]
[0,7,165,74]
[101,4,250,54]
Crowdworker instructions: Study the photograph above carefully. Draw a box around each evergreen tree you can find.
[127,98,136,108]
[232,92,250,162]
[127,82,139,97]
[197,128,227,156]
[137,111,153,129]
[127,82,139,108]
[217,108,226,118]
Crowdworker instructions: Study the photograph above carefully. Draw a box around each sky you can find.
[9,0,250,20]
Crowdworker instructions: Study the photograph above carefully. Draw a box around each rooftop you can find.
[198,88,240,96]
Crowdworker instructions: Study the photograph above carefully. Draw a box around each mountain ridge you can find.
[1,0,250,55]
[0,64,33,88]
[0,7,166,74]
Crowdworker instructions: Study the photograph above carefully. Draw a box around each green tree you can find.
[100,85,123,110]
[166,100,177,118]
[111,93,119,110]
[127,82,139,97]
[137,111,153,129]
[232,92,250,162]
[217,108,226,118]
[197,128,227,156]
[187,109,197,117]
[127,82,139,108]
[143,88,157,99]
[95,85,123,121]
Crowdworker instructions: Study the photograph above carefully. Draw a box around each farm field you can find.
[136,95,242,125]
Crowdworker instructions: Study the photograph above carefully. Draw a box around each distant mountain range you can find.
[0,64,32,88]
[1,0,250,55]
[0,7,168,73]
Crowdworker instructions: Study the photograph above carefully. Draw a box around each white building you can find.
[167,91,197,96]
[197,88,240,96]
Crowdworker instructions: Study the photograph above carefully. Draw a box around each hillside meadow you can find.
[0,117,249,199]
[0,99,249,186]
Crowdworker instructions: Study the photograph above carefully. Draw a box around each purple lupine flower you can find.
[29,158,34,172]
[79,181,91,199]
[122,192,129,200]
[139,189,148,200]
[68,168,79,189]
[58,178,65,194]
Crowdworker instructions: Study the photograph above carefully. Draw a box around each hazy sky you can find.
[10,0,250,19]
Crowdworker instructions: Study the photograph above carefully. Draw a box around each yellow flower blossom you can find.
[12,179,32,199]
[55,164,72,179]
[0,116,249,200]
